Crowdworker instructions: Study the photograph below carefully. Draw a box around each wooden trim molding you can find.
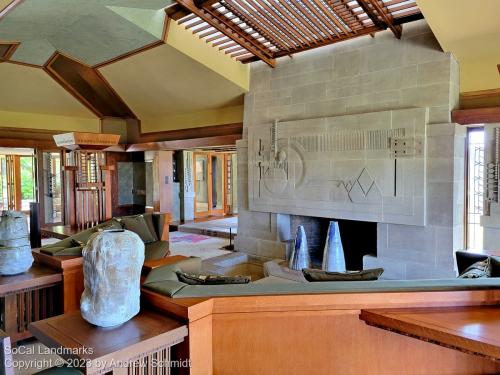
[461,88,500,101]
[452,107,500,125]
[127,134,242,151]
[0,42,19,61]
[0,0,22,20]
[93,13,171,69]
[137,122,243,143]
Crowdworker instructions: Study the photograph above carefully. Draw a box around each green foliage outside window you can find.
[20,157,34,200]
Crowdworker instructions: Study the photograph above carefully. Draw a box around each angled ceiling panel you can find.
[99,43,245,119]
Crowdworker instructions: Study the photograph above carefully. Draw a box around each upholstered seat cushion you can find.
[121,215,157,244]
[40,219,122,256]
[145,241,170,261]
[143,257,202,284]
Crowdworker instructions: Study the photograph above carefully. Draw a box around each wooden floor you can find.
[360,306,500,361]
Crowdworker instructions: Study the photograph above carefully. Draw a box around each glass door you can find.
[0,150,36,213]
[42,151,63,225]
[210,153,225,216]
[194,153,210,217]
[193,152,228,218]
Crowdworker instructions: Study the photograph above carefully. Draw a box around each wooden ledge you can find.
[360,306,500,360]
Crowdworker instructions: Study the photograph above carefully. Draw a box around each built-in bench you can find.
[140,257,500,375]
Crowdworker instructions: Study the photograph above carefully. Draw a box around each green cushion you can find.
[143,280,188,297]
[121,215,157,244]
[143,213,159,242]
[302,268,384,282]
[144,257,202,284]
[40,246,66,255]
[95,219,123,232]
[145,241,170,261]
[160,278,500,299]
[55,246,83,256]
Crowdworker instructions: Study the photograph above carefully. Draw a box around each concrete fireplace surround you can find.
[235,20,464,280]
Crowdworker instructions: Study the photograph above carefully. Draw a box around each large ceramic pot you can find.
[0,210,33,275]
[80,229,145,327]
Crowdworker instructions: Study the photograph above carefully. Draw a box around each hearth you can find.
[289,215,376,270]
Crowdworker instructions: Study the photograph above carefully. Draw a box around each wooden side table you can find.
[0,264,62,343]
[32,250,84,313]
[30,310,188,375]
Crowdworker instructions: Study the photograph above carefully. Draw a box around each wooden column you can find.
[13,155,21,210]
[64,166,78,227]
[101,165,115,221]
[155,151,173,214]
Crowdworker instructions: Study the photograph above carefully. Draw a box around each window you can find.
[466,128,485,249]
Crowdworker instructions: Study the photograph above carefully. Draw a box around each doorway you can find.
[0,148,36,213]
[194,152,231,218]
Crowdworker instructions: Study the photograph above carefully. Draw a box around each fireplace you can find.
[289,215,377,270]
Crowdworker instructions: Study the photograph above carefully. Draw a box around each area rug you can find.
[169,231,231,260]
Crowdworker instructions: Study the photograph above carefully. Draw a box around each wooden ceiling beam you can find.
[175,0,275,67]
[393,11,423,25]
[166,3,191,20]
[363,0,402,38]
[194,0,219,7]
[355,0,386,30]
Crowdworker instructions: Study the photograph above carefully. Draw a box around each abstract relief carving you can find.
[248,108,427,225]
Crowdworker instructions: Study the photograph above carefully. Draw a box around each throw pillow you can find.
[176,271,251,285]
[121,215,157,244]
[302,268,384,282]
[489,256,500,277]
[458,259,491,278]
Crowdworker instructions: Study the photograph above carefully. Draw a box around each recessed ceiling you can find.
[99,43,245,118]
[0,0,173,66]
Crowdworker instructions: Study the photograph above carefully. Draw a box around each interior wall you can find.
[236,20,464,279]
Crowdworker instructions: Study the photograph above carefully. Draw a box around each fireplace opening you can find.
[289,215,377,270]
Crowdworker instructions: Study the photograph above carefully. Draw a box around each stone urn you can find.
[0,210,33,275]
[80,229,144,327]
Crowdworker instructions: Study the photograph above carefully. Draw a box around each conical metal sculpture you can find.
[289,225,311,270]
[322,221,346,272]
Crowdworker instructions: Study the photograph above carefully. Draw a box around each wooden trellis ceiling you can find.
[168,0,422,67]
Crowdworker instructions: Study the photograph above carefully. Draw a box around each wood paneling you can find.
[452,107,500,125]
[142,288,500,374]
[460,88,500,109]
